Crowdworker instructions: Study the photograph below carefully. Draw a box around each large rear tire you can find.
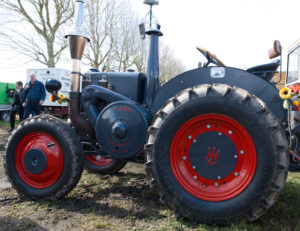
[4,115,83,199]
[145,84,289,224]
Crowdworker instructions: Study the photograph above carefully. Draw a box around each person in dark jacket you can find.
[9,81,26,132]
[22,73,46,120]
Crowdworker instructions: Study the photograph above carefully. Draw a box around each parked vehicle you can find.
[0,82,15,122]
[284,39,300,172]
[26,68,71,117]
[4,0,299,224]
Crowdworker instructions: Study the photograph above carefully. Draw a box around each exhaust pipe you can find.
[65,0,93,135]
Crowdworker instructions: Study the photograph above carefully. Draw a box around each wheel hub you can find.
[15,132,64,189]
[24,148,48,174]
[170,114,257,201]
[189,131,237,180]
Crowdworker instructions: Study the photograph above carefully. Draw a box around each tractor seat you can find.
[246,59,280,82]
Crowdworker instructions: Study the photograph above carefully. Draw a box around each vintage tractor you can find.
[4,0,299,224]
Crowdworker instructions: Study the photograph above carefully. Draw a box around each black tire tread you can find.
[145,84,289,224]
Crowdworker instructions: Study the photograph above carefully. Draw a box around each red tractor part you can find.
[84,154,127,174]
[15,132,64,189]
[170,114,256,201]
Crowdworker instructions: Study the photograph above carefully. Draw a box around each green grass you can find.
[0,167,299,231]
[0,123,299,230]
[0,121,10,128]
[0,120,20,129]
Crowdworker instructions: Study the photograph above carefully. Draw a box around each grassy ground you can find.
[0,121,10,129]
[0,122,300,231]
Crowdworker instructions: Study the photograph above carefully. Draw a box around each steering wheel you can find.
[196,47,225,67]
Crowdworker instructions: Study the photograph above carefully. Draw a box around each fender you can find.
[153,67,286,122]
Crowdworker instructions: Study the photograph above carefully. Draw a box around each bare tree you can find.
[84,0,117,71]
[83,0,183,77]
[0,0,73,67]
[159,41,186,84]
[111,1,146,72]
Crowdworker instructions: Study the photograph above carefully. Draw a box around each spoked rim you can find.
[15,132,64,189]
[85,155,114,166]
[170,114,257,201]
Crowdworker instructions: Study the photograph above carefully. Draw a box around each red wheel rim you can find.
[15,132,64,189]
[85,155,114,166]
[170,114,257,201]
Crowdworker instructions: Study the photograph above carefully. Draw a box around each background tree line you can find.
[0,0,185,83]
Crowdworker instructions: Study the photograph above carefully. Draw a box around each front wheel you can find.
[1,111,10,122]
[4,115,83,199]
[145,84,289,224]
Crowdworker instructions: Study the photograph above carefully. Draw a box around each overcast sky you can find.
[0,0,300,84]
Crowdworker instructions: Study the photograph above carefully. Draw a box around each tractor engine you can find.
[95,100,148,159]
[80,71,149,159]
[82,71,145,103]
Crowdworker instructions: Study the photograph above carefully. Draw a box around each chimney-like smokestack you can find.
[65,0,93,135]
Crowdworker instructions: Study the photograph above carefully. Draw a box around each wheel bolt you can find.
[206,124,211,128]
[192,166,196,169]
[217,176,221,180]
[193,139,197,143]
[96,156,101,161]
[234,172,239,177]
[228,130,233,135]
[215,182,219,187]
[182,156,187,160]
[240,150,245,155]
[234,155,238,159]
[193,176,197,180]
[218,132,222,136]
[188,135,192,140]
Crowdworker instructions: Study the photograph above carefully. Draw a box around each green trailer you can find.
[0,82,16,122]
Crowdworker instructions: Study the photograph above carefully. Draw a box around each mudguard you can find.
[153,67,286,123]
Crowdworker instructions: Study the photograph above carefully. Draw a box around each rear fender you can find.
[153,67,286,123]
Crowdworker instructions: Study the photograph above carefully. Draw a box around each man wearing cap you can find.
[23,73,46,120]
[8,81,25,132]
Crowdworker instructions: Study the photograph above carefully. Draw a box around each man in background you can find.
[8,81,25,132]
[23,73,46,120]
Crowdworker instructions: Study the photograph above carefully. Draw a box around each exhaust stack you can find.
[65,0,93,135]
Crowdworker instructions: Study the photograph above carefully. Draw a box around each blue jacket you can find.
[25,80,46,104]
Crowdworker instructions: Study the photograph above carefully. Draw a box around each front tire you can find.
[145,84,289,224]
[1,111,10,122]
[4,115,83,199]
